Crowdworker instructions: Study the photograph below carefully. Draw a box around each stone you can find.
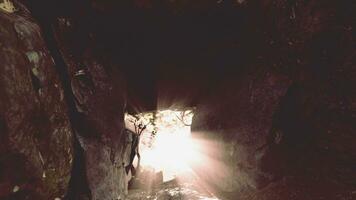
[53,14,128,200]
[191,71,292,195]
[0,2,73,199]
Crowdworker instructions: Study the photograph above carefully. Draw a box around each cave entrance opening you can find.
[124,109,195,185]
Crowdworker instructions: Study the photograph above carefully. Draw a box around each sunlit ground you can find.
[125,110,220,199]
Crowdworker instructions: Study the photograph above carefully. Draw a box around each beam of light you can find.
[125,110,222,199]
[125,109,196,181]
[187,131,240,199]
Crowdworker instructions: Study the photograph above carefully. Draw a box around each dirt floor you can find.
[128,175,356,200]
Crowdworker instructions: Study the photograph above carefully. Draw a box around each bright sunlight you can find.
[125,109,196,181]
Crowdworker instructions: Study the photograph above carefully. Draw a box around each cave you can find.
[0,0,355,200]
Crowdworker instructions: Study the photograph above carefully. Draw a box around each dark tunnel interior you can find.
[0,0,355,200]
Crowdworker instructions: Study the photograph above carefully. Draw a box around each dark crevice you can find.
[65,132,92,200]
[22,4,91,199]
[29,70,41,93]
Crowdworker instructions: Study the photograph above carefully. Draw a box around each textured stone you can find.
[53,15,128,200]
[0,2,73,200]
[191,71,292,194]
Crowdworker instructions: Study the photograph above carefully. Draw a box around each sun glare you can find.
[125,109,196,181]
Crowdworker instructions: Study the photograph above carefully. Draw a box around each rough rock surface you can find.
[191,71,292,194]
[190,0,356,199]
[53,14,129,200]
[0,0,354,200]
[0,2,73,199]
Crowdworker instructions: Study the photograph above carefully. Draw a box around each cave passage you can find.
[124,109,220,199]
[1,0,355,199]
[125,109,196,182]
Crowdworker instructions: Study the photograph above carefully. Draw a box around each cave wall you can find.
[190,0,355,199]
[52,13,129,200]
[0,2,73,199]
[1,1,130,199]
[0,0,354,199]
[191,71,292,193]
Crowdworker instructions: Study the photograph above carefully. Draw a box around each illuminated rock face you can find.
[0,3,73,200]
[191,71,292,194]
[0,0,16,13]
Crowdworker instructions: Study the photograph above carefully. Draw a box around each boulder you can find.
[53,14,129,200]
[0,2,73,199]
